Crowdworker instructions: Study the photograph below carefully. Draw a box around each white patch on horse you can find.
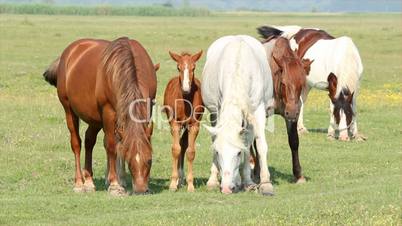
[182,63,190,92]
[135,153,140,164]
[289,38,299,51]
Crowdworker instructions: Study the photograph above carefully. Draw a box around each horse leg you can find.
[169,122,181,191]
[207,112,220,190]
[83,125,101,192]
[185,124,199,192]
[241,145,255,190]
[298,87,310,134]
[286,120,305,184]
[254,104,274,196]
[65,109,84,192]
[102,107,125,196]
[327,100,336,140]
[179,129,188,186]
[250,141,260,184]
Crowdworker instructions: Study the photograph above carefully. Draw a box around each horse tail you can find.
[43,57,60,87]
[257,26,283,41]
[101,37,148,160]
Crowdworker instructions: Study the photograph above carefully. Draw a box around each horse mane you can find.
[101,37,149,162]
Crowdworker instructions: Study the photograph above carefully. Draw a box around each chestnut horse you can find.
[163,51,203,192]
[257,26,313,184]
[43,37,157,195]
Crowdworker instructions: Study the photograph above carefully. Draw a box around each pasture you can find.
[0,13,401,225]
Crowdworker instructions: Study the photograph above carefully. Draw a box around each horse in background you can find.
[202,35,274,195]
[163,50,204,192]
[43,37,157,195]
[261,26,364,141]
[257,26,313,184]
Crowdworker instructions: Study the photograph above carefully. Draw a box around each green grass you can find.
[0,4,211,16]
[0,13,401,225]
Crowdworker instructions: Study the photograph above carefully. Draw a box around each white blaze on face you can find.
[182,63,190,93]
[338,109,348,139]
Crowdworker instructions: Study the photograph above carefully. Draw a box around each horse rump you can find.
[43,57,60,87]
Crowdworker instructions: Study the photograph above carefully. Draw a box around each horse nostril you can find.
[285,111,289,116]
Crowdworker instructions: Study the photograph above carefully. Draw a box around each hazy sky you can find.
[1,0,401,12]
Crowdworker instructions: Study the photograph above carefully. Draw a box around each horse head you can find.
[271,37,313,122]
[169,50,203,95]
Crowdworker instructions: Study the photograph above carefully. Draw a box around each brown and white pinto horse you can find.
[256,27,313,183]
[264,26,364,141]
[43,37,157,195]
[163,51,204,192]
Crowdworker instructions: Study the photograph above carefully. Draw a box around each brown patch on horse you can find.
[327,73,354,126]
[163,50,204,192]
[270,37,312,120]
[294,29,334,58]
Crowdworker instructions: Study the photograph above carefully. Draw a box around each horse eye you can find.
[237,151,241,157]
[177,66,180,71]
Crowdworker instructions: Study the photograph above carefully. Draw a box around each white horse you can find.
[273,26,363,141]
[201,35,274,195]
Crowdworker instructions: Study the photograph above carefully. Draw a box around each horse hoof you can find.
[83,183,96,192]
[327,134,336,141]
[354,133,367,142]
[244,183,258,192]
[259,182,274,196]
[295,176,306,184]
[108,184,126,196]
[187,185,195,193]
[169,181,178,192]
[206,180,220,191]
[73,185,85,193]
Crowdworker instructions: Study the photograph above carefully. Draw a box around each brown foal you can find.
[163,50,204,192]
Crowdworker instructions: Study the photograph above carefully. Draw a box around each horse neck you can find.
[216,102,244,146]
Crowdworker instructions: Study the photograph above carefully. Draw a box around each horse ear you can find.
[169,51,181,62]
[154,63,160,72]
[327,73,338,103]
[302,59,314,75]
[191,50,203,62]
[203,124,218,136]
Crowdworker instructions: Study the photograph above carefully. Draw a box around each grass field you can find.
[0,13,401,225]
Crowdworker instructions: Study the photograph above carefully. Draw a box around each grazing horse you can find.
[262,26,364,141]
[163,50,204,192]
[43,37,157,195]
[257,26,313,184]
[202,35,274,195]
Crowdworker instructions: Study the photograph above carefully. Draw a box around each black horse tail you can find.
[257,26,283,40]
[43,57,60,87]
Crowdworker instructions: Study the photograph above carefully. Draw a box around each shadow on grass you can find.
[93,168,305,194]
[269,167,311,184]
[308,128,328,133]
[149,177,209,193]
